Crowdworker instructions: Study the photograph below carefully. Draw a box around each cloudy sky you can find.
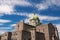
[0,0,60,38]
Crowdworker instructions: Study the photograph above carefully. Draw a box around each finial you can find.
[33,13,35,15]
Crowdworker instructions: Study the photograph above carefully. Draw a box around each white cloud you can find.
[0,19,11,23]
[0,30,6,35]
[0,29,13,35]
[0,26,14,35]
[56,24,60,32]
[38,15,60,21]
[13,0,32,6]
[0,27,12,30]
[0,27,13,35]
[19,13,60,23]
[0,4,13,14]
[46,0,60,6]
[36,0,60,10]
[15,12,32,17]
[0,0,32,16]
[13,13,60,22]
[10,24,16,27]
[28,14,60,21]
[36,3,48,10]
[0,0,32,6]
[14,13,60,23]
[24,18,30,23]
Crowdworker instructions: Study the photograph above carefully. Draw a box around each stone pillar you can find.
[30,28,36,40]
[52,35,54,40]
[17,31,22,40]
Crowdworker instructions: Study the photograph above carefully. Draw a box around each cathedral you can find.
[0,14,59,40]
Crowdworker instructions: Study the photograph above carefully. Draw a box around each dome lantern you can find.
[29,14,41,26]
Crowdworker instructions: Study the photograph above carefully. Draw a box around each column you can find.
[31,28,36,40]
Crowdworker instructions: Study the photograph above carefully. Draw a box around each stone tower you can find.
[29,14,40,26]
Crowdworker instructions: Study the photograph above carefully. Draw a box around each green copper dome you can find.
[29,14,42,26]
[30,14,39,20]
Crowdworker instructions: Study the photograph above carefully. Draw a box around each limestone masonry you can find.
[0,14,59,40]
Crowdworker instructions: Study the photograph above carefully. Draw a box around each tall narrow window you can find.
[18,24,19,29]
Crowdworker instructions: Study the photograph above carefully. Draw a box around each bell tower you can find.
[29,14,41,26]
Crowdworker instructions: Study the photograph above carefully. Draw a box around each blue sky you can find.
[0,0,60,38]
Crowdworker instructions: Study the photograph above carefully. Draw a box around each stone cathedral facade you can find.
[0,14,59,40]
